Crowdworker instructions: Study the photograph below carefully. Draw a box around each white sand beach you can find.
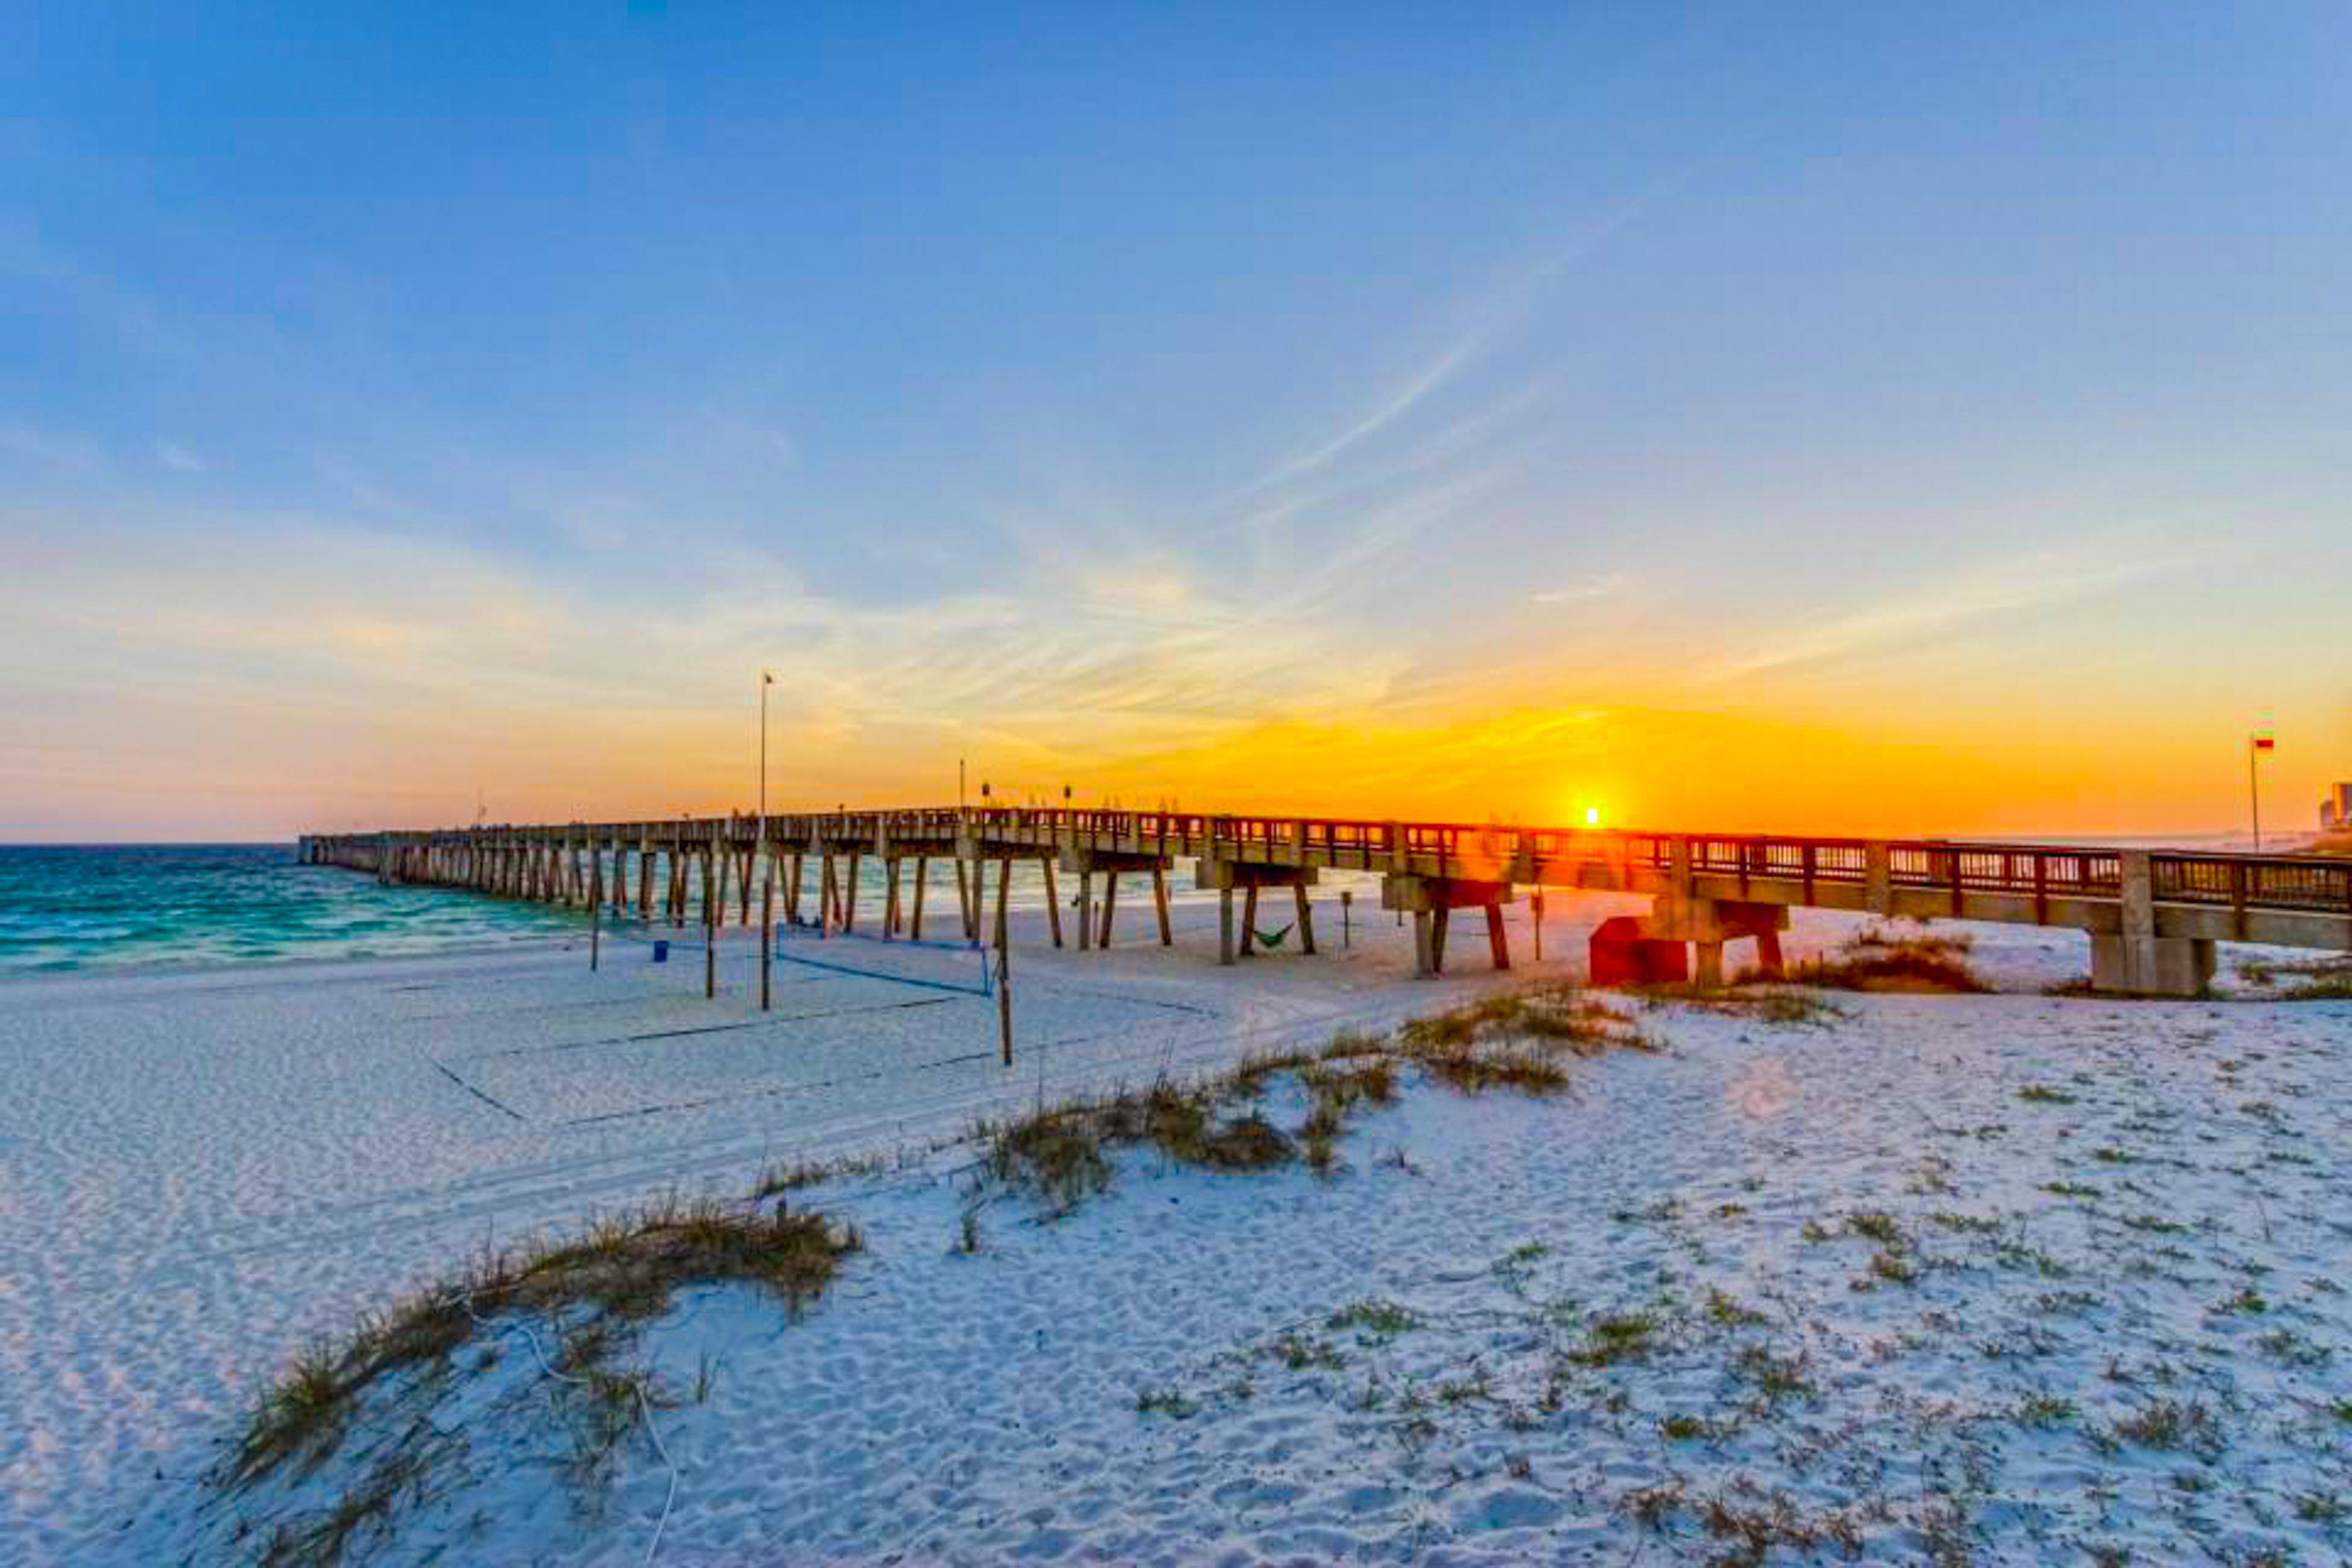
[4,886,2348,1564]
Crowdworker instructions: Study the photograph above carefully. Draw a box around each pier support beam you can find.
[1200,859,1320,965]
[2091,850,2216,996]
[2090,934,2216,996]
[1062,848,1177,952]
[1600,896,1790,988]
[1382,875,1516,978]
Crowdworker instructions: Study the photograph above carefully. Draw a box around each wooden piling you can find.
[1294,883,1316,955]
[994,856,1013,1067]
[1039,857,1063,949]
[911,856,929,940]
[704,850,718,1001]
[760,871,774,1011]
[1152,866,1172,946]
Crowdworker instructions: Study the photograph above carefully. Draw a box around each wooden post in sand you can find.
[1039,857,1063,949]
[994,856,1013,1066]
[883,856,902,941]
[1152,866,1173,946]
[710,840,727,932]
[910,856,929,940]
[760,871,774,1011]
[1341,888,1353,949]
[843,852,862,932]
[1531,888,1543,963]
[955,858,974,943]
[589,855,603,971]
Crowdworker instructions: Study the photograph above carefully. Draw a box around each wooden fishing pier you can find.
[302,808,2352,997]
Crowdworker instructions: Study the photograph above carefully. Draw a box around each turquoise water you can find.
[0,846,1078,976]
[0,844,1358,977]
[0,845,589,975]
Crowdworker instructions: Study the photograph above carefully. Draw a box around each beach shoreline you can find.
[4,893,2345,1563]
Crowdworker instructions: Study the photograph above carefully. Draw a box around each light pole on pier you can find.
[758,670,774,844]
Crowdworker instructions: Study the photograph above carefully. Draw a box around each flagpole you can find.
[2249,735,2262,853]
[2247,732,2277,852]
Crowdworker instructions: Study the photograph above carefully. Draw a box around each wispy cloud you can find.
[0,217,189,357]
[1531,572,1630,605]
[0,422,103,472]
[1227,328,1487,500]
[1700,543,2213,683]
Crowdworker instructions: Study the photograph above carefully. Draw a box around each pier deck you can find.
[303,808,2352,996]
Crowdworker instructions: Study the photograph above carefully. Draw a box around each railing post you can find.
[1864,842,1892,914]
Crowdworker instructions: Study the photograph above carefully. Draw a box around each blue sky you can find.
[2,2,2348,838]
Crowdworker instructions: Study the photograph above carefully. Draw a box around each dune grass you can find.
[979,982,1650,1216]
[2239,954,2352,1001]
[1636,984,1847,1026]
[227,1195,860,1561]
[1755,923,1989,994]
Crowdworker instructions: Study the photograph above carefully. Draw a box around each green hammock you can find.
[1251,922,1294,950]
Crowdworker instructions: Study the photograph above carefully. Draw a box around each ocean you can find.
[0,844,1088,976]
[0,844,587,975]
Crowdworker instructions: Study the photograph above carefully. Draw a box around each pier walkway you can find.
[303,809,2352,997]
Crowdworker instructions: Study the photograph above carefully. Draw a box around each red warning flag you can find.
[2251,733,2276,751]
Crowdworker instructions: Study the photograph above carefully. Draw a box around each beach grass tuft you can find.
[226,1195,861,1555]
[1766,923,1989,993]
[978,982,1651,1216]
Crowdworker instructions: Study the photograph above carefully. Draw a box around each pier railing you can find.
[308,808,2352,923]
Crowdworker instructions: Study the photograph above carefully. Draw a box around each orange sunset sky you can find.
[4,7,2347,842]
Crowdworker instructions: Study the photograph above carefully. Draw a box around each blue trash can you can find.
[653,940,670,964]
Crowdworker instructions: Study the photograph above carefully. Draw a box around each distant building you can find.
[2325,782,2352,830]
